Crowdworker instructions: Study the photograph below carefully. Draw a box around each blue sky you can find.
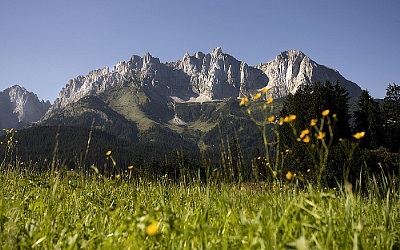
[1,0,399,101]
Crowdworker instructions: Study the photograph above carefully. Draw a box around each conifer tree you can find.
[383,83,400,151]
[353,90,385,149]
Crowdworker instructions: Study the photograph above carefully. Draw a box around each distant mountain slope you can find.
[0,85,50,129]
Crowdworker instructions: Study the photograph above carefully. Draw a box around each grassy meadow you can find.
[0,168,399,249]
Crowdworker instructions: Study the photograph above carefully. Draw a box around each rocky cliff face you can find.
[44,48,362,119]
[257,50,361,97]
[0,85,51,129]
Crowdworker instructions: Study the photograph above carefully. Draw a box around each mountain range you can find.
[1,48,362,148]
[43,48,361,115]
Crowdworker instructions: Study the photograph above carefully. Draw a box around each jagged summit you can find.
[0,85,51,129]
[42,48,362,121]
[277,50,307,58]
[211,46,223,56]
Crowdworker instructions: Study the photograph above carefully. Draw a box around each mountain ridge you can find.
[43,48,361,120]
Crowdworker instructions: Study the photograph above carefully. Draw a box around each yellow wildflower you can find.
[106,150,112,156]
[253,93,261,100]
[286,171,293,180]
[303,135,311,143]
[279,118,284,125]
[353,131,365,140]
[261,87,268,93]
[284,116,289,123]
[310,119,318,126]
[266,98,273,104]
[128,165,134,169]
[284,114,297,123]
[239,97,249,106]
[299,129,310,139]
[317,132,326,140]
[268,116,275,122]
[322,110,330,116]
[116,174,121,179]
[145,221,158,236]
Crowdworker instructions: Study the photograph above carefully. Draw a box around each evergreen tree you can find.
[383,83,400,152]
[280,80,351,144]
[278,81,351,183]
[353,90,385,149]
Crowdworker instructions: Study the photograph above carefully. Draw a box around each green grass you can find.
[0,170,399,249]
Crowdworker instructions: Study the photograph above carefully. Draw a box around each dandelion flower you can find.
[353,131,365,140]
[116,174,121,179]
[146,221,158,236]
[128,165,134,169]
[261,87,268,93]
[266,98,273,104]
[310,119,318,127]
[239,97,249,106]
[317,132,326,140]
[299,129,310,139]
[268,116,275,122]
[106,150,112,156]
[286,171,293,180]
[322,110,330,116]
[253,93,261,100]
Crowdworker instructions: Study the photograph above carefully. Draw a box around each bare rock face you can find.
[0,85,51,129]
[168,47,266,102]
[258,50,361,97]
[43,48,362,120]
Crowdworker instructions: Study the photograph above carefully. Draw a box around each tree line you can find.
[277,81,399,186]
[0,82,399,186]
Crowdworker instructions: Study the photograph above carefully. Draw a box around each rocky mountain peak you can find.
[0,85,51,129]
[211,46,223,57]
[277,50,307,60]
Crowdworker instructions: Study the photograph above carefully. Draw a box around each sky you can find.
[1,0,399,102]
